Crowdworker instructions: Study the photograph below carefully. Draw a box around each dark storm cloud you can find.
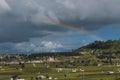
[0,13,66,43]
[0,0,120,43]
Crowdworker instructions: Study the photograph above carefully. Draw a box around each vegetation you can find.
[0,63,120,80]
[76,40,120,53]
[0,39,120,80]
[74,40,120,65]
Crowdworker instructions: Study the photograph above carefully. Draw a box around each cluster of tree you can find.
[74,40,120,65]
[79,40,120,52]
[28,52,79,59]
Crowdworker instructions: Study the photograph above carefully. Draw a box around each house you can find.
[10,78,25,80]
[48,77,52,80]
[54,78,58,80]
[107,71,114,74]
[72,68,77,72]
[37,75,46,79]
[98,63,103,66]
[80,69,84,72]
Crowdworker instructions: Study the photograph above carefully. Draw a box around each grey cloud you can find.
[4,0,120,25]
[56,0,120,30]
[0,0,120,43]
[0,12,66,43]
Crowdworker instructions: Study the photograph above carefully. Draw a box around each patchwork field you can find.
[0,63,120,80]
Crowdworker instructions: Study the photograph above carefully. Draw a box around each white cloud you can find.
[81,40,88,46]
[0,0,11,13]
[41,41,63,49]
[14,42,42,53]
[5,40,63,53]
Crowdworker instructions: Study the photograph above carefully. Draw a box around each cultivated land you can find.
[0,63,120,80]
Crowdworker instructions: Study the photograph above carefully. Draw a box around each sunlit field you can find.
[0,63,120,80]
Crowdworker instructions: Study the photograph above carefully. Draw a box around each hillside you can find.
[75,40,120,54]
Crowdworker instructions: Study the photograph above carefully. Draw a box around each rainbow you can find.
[49,22,104,41]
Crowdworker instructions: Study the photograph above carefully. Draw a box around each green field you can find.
[0,63,120,80]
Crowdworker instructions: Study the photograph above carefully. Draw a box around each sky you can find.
[0,0,120,53]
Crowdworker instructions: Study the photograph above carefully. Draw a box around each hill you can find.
[73,40,120,65]
[75,40,120,54]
